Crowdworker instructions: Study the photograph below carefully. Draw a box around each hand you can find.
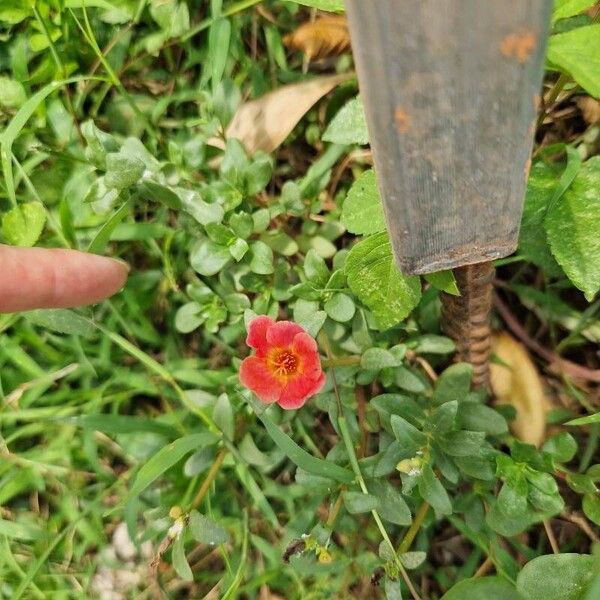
[0,244,129,313]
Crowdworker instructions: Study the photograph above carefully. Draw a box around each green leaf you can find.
[179,190,224,225]
[293,299,327,337]
[542,432,578,462]
[190,239,231,276]
[209,17,231,86]
[341,170,385,234]
[497,479,528,518]
[424,270,460,295]
[457,403,508,436]
[256,409,354,484]
[370,480,412,526]
[2,201,46,247]
[583,493,600,525]
[124,433,218,504]
[189,511,229,545]
[24,309,95,338]
[441,577,521,600]
[104,152,145,189]
[517,554,596,600]
[172,531,193,581]
[288,0,344,11]
[87,201,131,254]
[430,401,458,435]
[438,430,486,457]
[519,161,565,277]
[418,465,452,517]
[553,0,596,23]
[384,578,403,600]
[343,491,379,514]
[361,347,401,370]
[81,119,118,168]
[323,96,368,145]
[138,180,182,209]
[568,412,600,426]
[324,292,355,322]
[249,241,274,275]
[346,233,421,330]
[213,393,234,440]
[545,156,600,300]
[412,334,456,355]
[0,76,26,108]
[547,25,600,97]
[304,249,330,285]
[400,551,426,569]
[68,414,176,438]
[433,363,473,404]
[175,302,203,333]
[0,519,47,541]
[390,415,427,450]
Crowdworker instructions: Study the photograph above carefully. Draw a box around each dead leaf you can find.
[212,73,352,155]
[490,331,550,446]
[283,16,350,60]
[576,96,600,125]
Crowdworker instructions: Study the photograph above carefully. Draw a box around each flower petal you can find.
[292,332,322,377]
[239,356,282,403]
[266,320,305,348]
[246,315,275,355]
[278,372,326,410]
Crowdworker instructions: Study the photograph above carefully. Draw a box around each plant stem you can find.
[322,356,361,368]
[190,448,227,510]
[337,415,421,600]
[399,502,429,554]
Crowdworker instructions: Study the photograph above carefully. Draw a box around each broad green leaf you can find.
[519,161,564,277]
[343,491,379,514]
[24,309,95,338]
[256,411,354,484]
[517,554,596,600]
[189,511,229,545]
[418,465,452,517]
[582,493,600,525]
[370,480,412,526]
[184,447,216,477]
[288,0,344,11]
[429,401,458,435]
[175,302,203,333]
[390,415,427,449]
[433,363,473,404]
[323,96,368,145]
[384,578,403,600]
[0,76,26,108]
[172,532,193,581]
[124,433,219,504]
[104,152,145,189]
[249,241,274,275]
[553,0,596,23]
[2,201,46,247]
[341,170,385,234]
[546,157,600,300]
[497,479,528,518]
[400,551,426,569]
[457,403,508,436]
[542,432,578,462]
[424,270,460,295]
[345,233,421,330]
[441,577,521,600]
[324,292,355,322]
[190,239,231,276]
[361,347,401,370]
[304,249,330,285]
[213,393,234,440]
[547,25,600,97]
[411,334,455,355]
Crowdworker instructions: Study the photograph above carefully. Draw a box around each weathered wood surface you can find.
[346,0,552,275]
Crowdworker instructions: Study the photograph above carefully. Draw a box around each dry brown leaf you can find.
[490,331,550,446]
[211,73,352,155]
[576,96,600,125]
[283,16,350,60]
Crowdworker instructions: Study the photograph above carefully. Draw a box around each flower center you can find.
[270,349,299,377]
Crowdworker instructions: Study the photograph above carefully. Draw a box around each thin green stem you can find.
[399,502,429,554]
[338,414,421,600]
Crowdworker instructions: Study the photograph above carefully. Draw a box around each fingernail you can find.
[111,257,131,272]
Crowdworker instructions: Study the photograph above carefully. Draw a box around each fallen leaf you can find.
[283,15,350,60]
[212,73,352,155]
[490,331,550,446]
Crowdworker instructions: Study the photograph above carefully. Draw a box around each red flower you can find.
[239,316,326,410]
